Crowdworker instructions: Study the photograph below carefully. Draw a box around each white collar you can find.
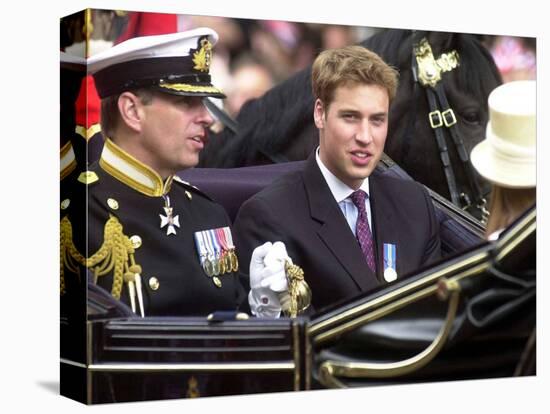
[315,147,370,203]
[99,138,174,197]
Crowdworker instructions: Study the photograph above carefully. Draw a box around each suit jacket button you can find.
[149,277,160,291]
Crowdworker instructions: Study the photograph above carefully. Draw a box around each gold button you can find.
[107,198,119,210]
[60,199,70,210]
[149,277,160,291]
[185,191,192,200]
[130,235,142,249]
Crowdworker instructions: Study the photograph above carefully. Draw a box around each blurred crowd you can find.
[62,10,536,120]
[179,14,380,116]
[62,11,379,117]
[485,36,536,83]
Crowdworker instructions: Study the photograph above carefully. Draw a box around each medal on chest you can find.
[194,226,240,288]
[194,230,221,287]
[159,194,180,235]
[383,243,397,282]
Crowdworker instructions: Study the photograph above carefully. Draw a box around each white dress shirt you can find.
[315,148,373,236]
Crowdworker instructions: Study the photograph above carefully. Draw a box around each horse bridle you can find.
[412,37,489,223]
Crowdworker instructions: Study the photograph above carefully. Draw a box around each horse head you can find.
[370,30,502,218]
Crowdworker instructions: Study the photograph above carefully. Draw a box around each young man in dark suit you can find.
[234,45,441,314]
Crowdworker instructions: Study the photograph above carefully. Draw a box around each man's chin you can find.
[179,163,198,171]
[350,166,373,180]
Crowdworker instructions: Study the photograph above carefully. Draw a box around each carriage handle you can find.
[317,278,461,388]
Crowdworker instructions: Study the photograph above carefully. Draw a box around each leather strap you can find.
[425,87,460,205]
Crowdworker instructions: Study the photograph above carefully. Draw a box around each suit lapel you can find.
[303,155,379,292]
[369,173,400,279]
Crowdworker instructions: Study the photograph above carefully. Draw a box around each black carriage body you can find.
[81,317,307,403]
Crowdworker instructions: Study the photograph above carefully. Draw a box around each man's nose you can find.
[355,120,373,144]
[197,100,215,127]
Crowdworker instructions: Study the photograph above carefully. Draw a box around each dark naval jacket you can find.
[62,138,244,317]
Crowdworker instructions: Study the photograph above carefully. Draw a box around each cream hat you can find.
[471,80,536,188]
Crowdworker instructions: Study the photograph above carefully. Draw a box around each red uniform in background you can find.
[115,12,178,44]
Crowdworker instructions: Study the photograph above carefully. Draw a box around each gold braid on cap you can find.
[60,214,139,299]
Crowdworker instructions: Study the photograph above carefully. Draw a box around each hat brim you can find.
[155,83,226,99]
[470,139,536,188]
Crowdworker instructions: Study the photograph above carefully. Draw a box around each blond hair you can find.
[311,45,399,107]
[485,185,536,238]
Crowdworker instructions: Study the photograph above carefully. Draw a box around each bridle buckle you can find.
[429,110,443,129]
[442,109,457,127]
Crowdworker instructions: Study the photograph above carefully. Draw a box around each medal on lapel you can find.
[159,195,180,235]
[383,243,397,282]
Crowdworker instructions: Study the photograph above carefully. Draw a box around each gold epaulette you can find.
[60,216,84,295]
[60,214,139,299]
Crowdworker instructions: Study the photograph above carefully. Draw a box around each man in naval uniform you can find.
[61,28,285,317]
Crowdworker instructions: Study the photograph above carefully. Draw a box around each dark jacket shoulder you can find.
[173,175,214,202]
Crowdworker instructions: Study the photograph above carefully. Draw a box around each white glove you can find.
[248,241,291,318]
[262,241,291,291]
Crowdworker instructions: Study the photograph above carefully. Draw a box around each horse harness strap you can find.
[431,84,488,216]
[425,86,460,206]
[425,81,488,218]
[203,97,239,135]
[414,37,488,221]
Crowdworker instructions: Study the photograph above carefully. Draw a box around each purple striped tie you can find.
[350,190,376,273]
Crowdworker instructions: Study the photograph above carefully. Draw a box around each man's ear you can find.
[313,98,326,130]
[117,92,145,133]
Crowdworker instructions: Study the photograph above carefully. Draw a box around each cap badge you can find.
[192,37,212,73]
